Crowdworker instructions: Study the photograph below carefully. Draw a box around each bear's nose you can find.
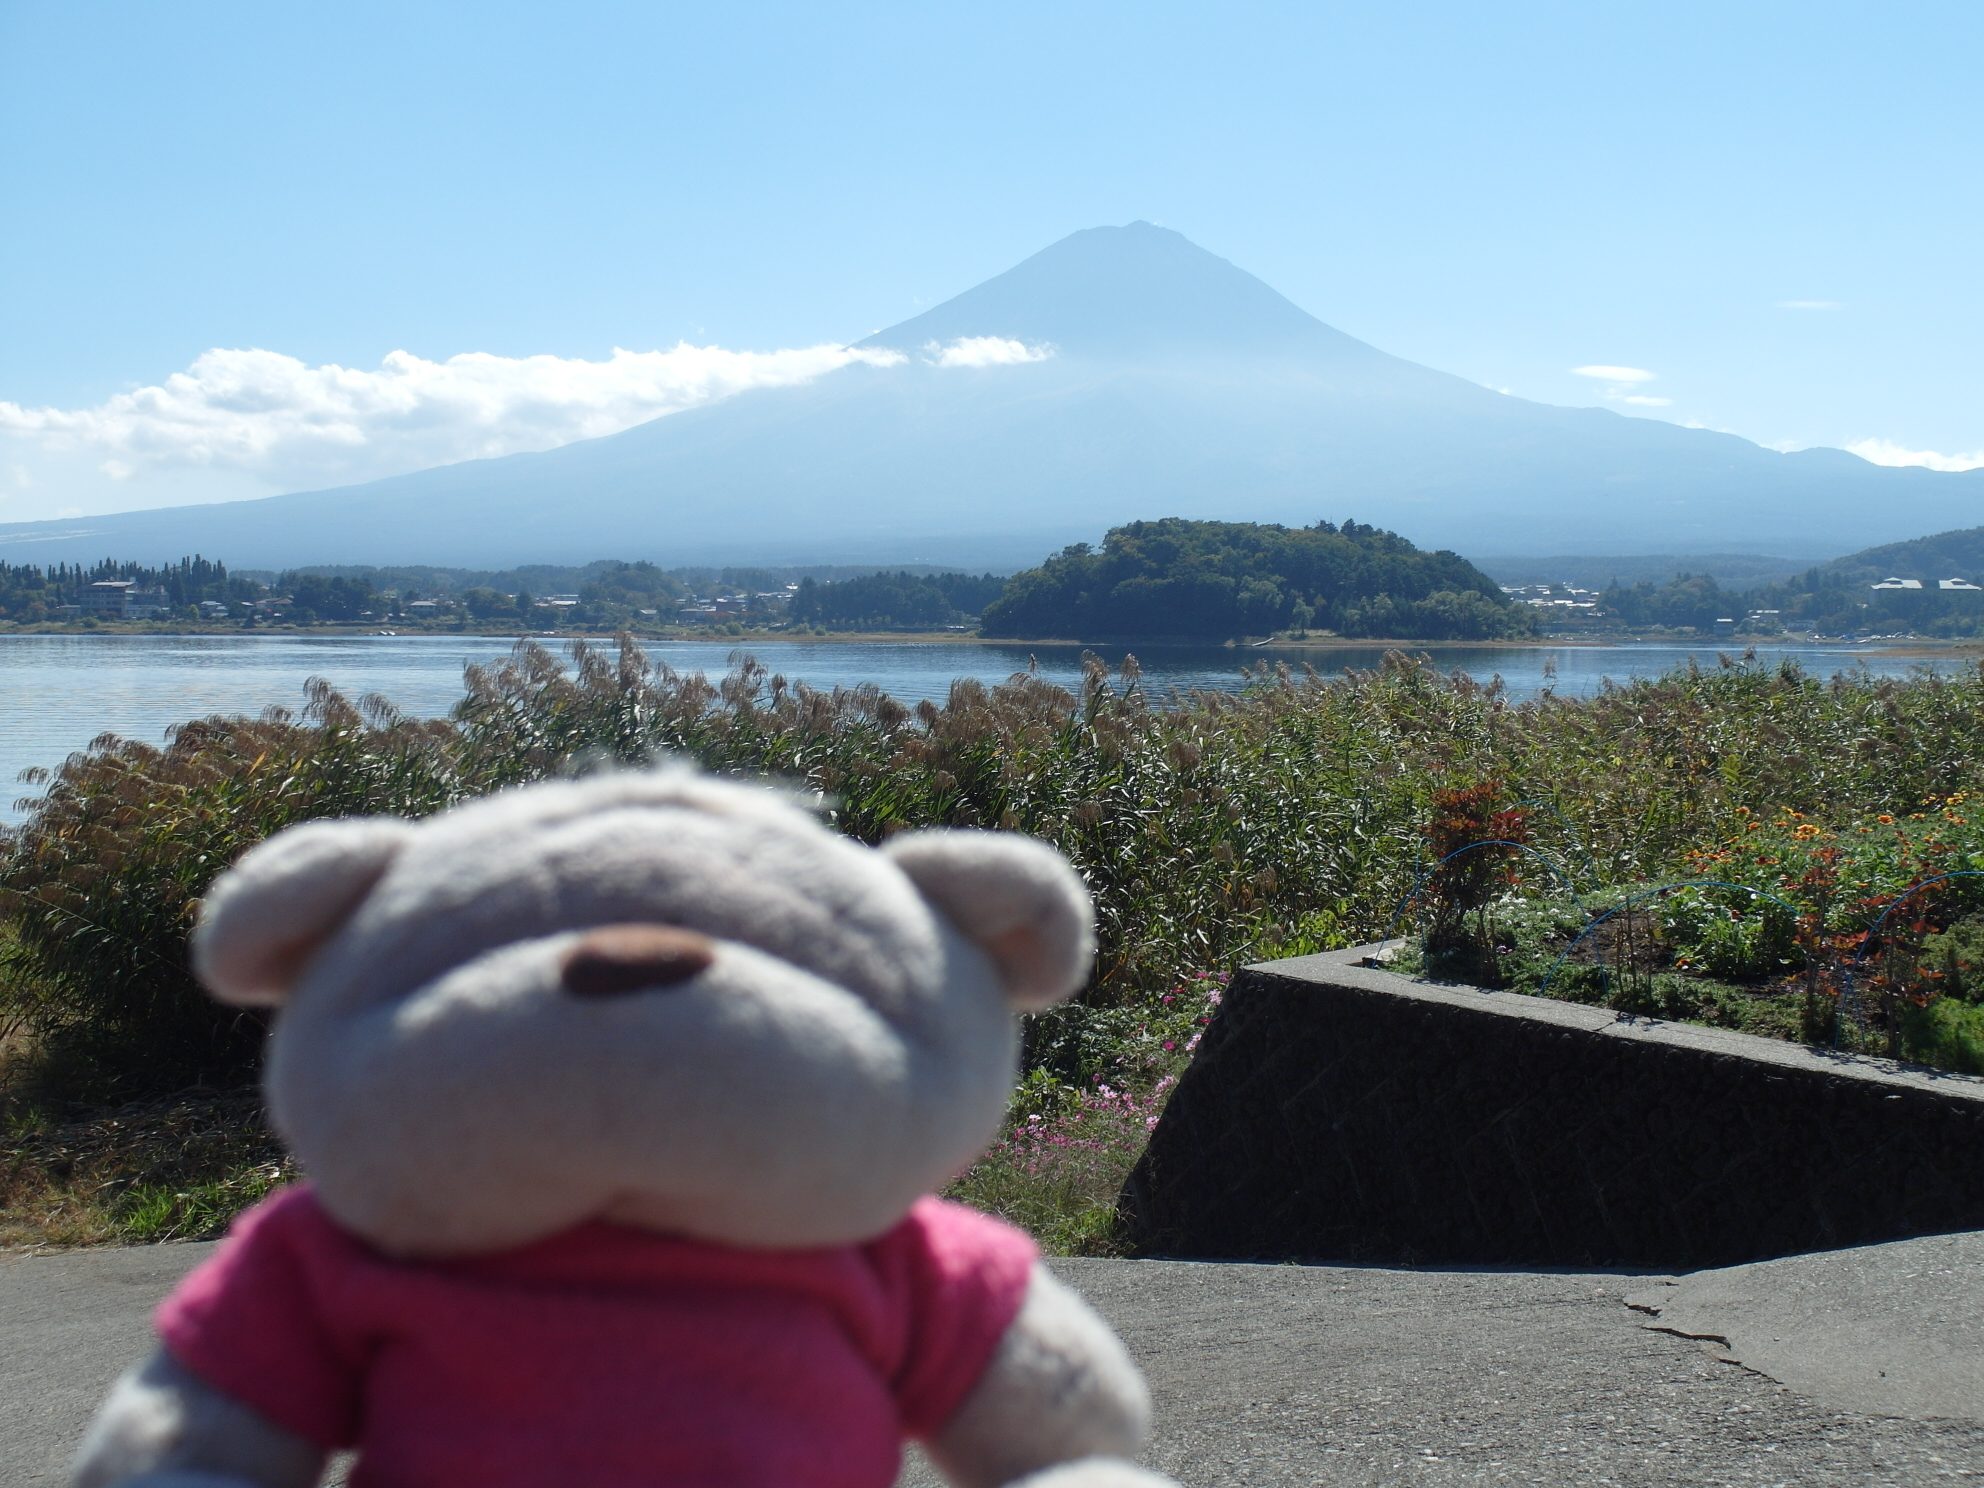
[560,925,717,999]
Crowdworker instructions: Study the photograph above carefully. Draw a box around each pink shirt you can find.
[156,1186,1037,1488]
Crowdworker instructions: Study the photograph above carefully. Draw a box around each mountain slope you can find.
[859,222,1398,364]
[1,223,1977,568]
[1823,524,1984,581]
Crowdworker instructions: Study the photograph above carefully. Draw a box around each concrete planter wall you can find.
[1119,947,1984,1269]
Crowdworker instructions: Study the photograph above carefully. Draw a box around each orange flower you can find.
[1877,813,1895,824]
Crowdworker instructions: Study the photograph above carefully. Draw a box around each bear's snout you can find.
[560,924,717,999]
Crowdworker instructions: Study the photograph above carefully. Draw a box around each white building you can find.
[81,580,172,618]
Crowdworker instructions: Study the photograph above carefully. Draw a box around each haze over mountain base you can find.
[2,224,1974,570]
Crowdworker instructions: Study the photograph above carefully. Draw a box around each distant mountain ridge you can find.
[1,222,1977,569]
[1477,552,1812,589]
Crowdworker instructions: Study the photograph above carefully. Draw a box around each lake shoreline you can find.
[5,620,1969,653]
[1,633,1969,829]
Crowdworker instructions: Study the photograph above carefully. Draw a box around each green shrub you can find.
[8,642,1984,1097]
[1901,996,1984,1075]
[0,685,460,1094]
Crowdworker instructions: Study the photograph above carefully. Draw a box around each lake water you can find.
[0,632,1960,824]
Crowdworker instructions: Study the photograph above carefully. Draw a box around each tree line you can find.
[790,571,1005,630]
[1601,567,1984,637]
[1,524,1544,643]
[0,557,256,621]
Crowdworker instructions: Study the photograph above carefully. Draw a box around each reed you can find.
[8,640,1984,1249]
[5,640,1984,1098]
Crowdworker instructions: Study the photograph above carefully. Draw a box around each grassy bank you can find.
[5,641,1984,1251]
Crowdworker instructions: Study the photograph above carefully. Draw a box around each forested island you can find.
[980,518,1536,641]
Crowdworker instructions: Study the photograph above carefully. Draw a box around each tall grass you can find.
[5,640,1984,1102]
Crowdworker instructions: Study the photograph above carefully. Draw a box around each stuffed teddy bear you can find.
[74,769,1174,1488]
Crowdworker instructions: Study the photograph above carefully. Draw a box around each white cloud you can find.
[1573,364,1674,412]
[923,336,1055,369]
[1776,299,1840,311]
[1571,364,1657,383]
[1845,438,1984,473]
[0,342,907,491]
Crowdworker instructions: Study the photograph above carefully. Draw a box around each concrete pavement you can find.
[1624,1230,1984,1425]
[7,1232,1981,1486]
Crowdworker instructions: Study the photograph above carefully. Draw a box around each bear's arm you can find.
[924,1261,1173,1488]
[71,1348,329,1488]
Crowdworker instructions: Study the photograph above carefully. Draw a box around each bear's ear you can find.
[192,818,412,1007]
[882,831,1095,1010]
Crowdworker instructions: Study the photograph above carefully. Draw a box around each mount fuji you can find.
[2,223,1974,569]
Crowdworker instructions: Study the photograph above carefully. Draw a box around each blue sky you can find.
[3,1,1980,521]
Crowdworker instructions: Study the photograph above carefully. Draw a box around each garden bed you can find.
[1394,790,1984,1076]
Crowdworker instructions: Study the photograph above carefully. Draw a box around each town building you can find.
[81,580,172,618]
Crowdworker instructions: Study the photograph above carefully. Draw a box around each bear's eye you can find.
[560,925,716,999]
